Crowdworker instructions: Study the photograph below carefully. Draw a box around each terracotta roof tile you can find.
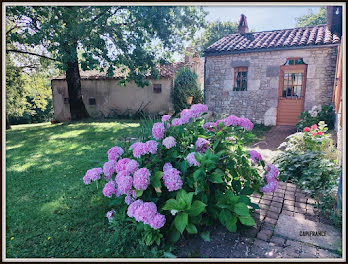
[52,62,193,80]
[205,25,340,55]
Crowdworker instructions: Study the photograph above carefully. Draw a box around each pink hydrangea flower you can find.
[190,104,208,117]
[107,146,124,161]
[125,159,139,174]
[127,199,144,218]
[265,164,279,181]
[150,213,166,229]
[116,175,133,195]
[171,118,182,127]
[83,168,103,184]
[195,137,210,153]
[249,150,262,165]
[224,115,240,127]
[103,160,117,180]
[133,168,151,190]
[161,115,171,122]
[162,136,176,149]
[238,117,254,131]
[163,162,173,171]
[163,168,183,192]
[134,202,158,224]
[116,158,131,173]
[106,210,116,221]
[102,180,117,198]
[185,152,201,167]
[152,122,166,140]
[145,140,158,154]
[262,179,278,193]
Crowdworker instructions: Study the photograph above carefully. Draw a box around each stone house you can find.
[204,15,341,126]
[51,54,204,121]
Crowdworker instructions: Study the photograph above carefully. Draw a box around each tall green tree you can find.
[6,6,206,120]
[192,21,238,55]
[295,7,327,27]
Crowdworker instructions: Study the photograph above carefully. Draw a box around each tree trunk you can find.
[66,60,89,120]
[6,114,11,130]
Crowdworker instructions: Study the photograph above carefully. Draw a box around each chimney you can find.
[238,14,249,34]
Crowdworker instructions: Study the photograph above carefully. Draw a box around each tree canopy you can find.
[7,6,206,86]
[6,6,207,120]
[295,7,327,27]
[192,21,238,55]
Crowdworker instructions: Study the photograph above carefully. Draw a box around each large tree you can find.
[295,7,327,27]
[192,21,238,55]
[6,6,206,120]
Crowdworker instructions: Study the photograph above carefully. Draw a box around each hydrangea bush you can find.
[83,104,280,246]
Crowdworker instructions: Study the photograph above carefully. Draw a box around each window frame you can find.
[153,84,162,94]
[279,59,307,100]
[233,66,248,91]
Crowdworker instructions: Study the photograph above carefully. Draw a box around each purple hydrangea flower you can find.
[116,158,131,173]
[190,104,208,117]
[180,109,194,124]
[134,202,158,224]
[163,162,173,171]
[125,194,135,205]
[145,140,158,154]
[224,115,239,127]
[103,160,117,180]
[107,146,124,161]
[102,180,117,198]
[83,168,103,184]
[150,213,166,229]
[125,159,139,174]
[249,150,262,165]
[238,117,254,131]
[171,118,182,127]
[203,122,216,132]
[106,210,116,221]
[163,168,183,192]
[185,152,201,167]
[195,137,210,153]
[162,136,176,149]
[152,122,166,140]
[161,115,171,122]
[262,179,278,193]
[116,175,133,195]
[127,199,144,218]
[265,164,279,181]
[133,168,151,190]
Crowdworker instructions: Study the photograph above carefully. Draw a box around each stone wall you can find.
[205,47,338,126]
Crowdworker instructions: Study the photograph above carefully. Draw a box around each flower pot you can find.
[187,96,193,105]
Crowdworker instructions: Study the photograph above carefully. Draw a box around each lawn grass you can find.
[5,119,166,258]
[243,124,273,146]
[5,119,271,258]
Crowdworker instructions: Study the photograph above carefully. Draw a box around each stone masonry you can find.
[205,47,338,126]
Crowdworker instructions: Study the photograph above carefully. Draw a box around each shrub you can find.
[275,121,341,226]
[84,104,280,246]
[172,67,203,114]
[296,104,336,130]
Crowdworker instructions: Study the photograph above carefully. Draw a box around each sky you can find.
[172,5,323,61]
[203,6,322,32]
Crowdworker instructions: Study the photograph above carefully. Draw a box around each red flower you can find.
[311,124,318,130]
[312,132,318,136]
[317,131,323,136]
[303,127,311,132]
